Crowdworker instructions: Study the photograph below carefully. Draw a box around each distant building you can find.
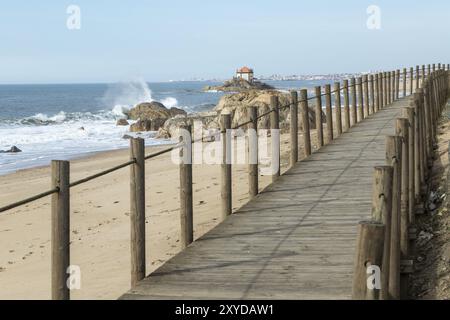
[236,66,254,82]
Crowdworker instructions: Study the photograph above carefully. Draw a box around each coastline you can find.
[0,141,177,177]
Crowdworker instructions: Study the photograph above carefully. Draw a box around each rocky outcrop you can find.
[0,146,22,153]
[214,90,322,131]
[204,78,274,92]
[125,102,187,131]
[130,119,159,132]
[156,113,219,141]
[116,119,129,126]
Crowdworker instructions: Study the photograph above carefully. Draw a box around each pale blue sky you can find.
[1,0,449,83]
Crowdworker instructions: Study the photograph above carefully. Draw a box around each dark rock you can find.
[169,107,187,118]
[1,146,22,153]
[156,113,219,140]
[116,119,129,126]
[204,78,275,92]
[126,101,187,131]
[130,120,153,132]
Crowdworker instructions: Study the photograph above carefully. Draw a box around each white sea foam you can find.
[160,97,179,109]
[0,79,180,175]
[102,78,154,109]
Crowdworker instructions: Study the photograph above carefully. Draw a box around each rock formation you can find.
[214,90,322,132]
[116,119,129,126]
[204,78,274,92]
[0,146,22,153]
[156,112,219,142]
[124,101,187,132]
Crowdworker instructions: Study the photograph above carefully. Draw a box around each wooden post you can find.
[221,113,232,218]
[357,77,364,120]
[334,82,342,135]
[396,120,409,259]
[432,63,435,73]
[270,97,281,181]
[416,91,425,185]
[385,135,402,300]
[248,107,258,199]
[300,89,311,156]
[427,80,436,150]
[314,86,324,147]
[51,160,70,300]
[416,65,420,90]
[130,138,146,288]
[379,73,384,109]
[422,86,432,161]
[384,72,388,106]
[403,108,415,226]
[325,84,334,142]
[391,71,395,102]
[363,75,370,116]
[179,125,193,249]
[422,65,426,87]
[352,221,385,300]
[410,67,414,95]
[375,74,380,112]
[343,80,351,130]
[396,70,400,100]
[371,166,393,300]
[290,91,298,166]
[370,75,375,114]
[421,89,428,180]
[389,71,393,102]
[411,97,421,202]
[387,71,392,105]
[428,64,431,76]
[351,78,357,124]
[403,68,407,97]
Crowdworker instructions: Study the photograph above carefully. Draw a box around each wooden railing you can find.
[352,68,449,300]
[0,63,448,300]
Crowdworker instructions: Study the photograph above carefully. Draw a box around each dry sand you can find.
[0,131,316,300]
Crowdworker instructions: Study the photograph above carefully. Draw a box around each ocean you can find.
[0,79,330,175]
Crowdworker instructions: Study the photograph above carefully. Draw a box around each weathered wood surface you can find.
[121,98,409,300]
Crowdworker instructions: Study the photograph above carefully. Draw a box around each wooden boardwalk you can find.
[121,98,408,300]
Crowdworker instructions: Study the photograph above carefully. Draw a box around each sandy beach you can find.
[0,131,311,300]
